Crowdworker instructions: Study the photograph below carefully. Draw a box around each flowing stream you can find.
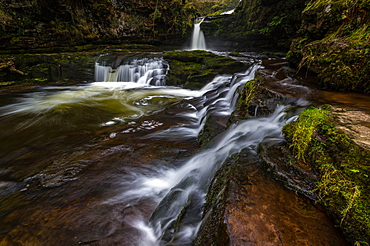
[0,53,347,245]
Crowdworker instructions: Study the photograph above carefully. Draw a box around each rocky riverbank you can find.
[194,56,370,245]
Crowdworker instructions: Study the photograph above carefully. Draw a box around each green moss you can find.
[298,34,370,92]
[164,50,248,89]
[283,106,370,244]
[289,0,370,93]
[0,53,98,85]
[234,77,258,118]
[283,106,333,160]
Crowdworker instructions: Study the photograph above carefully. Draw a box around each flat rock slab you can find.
[334,108,370,151]
[196,150,348,245]
[226,164,347,245]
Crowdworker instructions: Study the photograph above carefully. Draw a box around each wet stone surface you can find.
[196,149,349,246]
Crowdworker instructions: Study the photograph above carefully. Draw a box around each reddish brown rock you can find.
[195,150,349,246]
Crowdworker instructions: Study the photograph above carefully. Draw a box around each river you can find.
[0,52,351,245]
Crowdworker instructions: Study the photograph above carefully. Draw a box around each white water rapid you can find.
[109,106,299,246]
[191,17,207,50]
[146,65,260,140]
[102,64,305,245]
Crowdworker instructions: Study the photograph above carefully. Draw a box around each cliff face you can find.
[0,0,197,49]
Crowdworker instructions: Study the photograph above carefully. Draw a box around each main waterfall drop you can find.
[191,17,207,50]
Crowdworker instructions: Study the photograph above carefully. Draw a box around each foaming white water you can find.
[225,65,260,112]
[95,57,168,85]
[146,65,260,140]
[221,9,235,15]
[191,17,207,50]
[108,105,296,245]
[130,220,158,246]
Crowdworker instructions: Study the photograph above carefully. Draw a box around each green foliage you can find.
[0,0,196,48]
[150,0,198,36]
[283,106,370,244]
[283,106,333,160]
[0,5,13,31]
[163,50,247,89]
[257,15,287,35]
[268,15,287,27]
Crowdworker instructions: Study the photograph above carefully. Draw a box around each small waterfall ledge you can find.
[94,56,169,86]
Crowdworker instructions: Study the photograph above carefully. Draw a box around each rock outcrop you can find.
[287,0,370,93]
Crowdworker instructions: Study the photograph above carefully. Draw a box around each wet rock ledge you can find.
[195,59,370,245]
[194,149,348,245]
[194,72,349,245]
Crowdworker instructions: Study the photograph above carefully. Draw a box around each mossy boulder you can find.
[164,50,249,89]
[287,0,370,93]
[194,153,244,246]
[231,71,284,120]
[282,106,370,244]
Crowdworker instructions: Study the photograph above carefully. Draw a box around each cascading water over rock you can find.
[95,56,169,85]
[101,64,305,245]
[0,49,347,246]
[191,17,207,50]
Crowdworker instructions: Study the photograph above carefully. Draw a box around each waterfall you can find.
[191,17,207,50]
[104,64,303,245]
[94,57,168,86]
[126,105,296,245]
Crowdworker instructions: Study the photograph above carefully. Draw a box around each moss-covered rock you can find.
[196,144,349,245]
[0,53,98,85]
[287,0,370,93]
[200,0,308,51]
[164,50,249,89]
[0,0,197,49]
[232,71,284,120]
[282,106,370,245]
[193,154,235,246]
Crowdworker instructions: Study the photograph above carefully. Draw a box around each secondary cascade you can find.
[94,56,169,85]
